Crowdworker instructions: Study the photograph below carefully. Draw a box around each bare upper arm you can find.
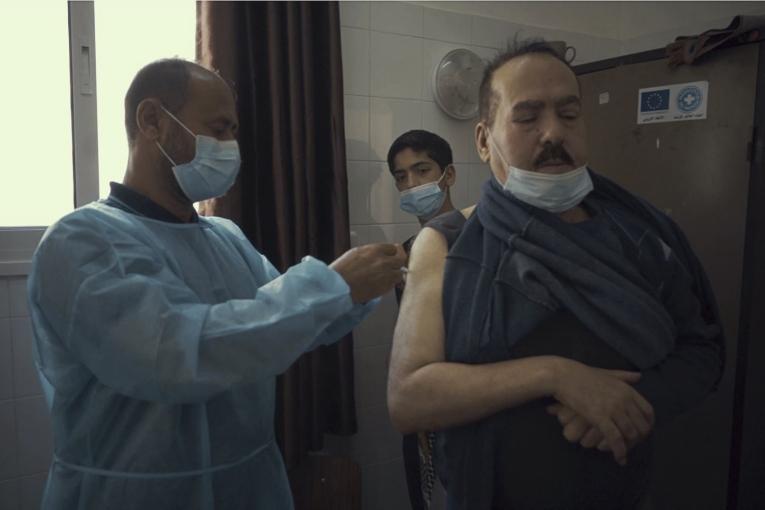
[389,227,449,385]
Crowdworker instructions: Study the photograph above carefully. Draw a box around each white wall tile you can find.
[15,397,52,476]
[378,223,421,246]
[370,32,424,99]
[11,318,40,398]
[369,98,422,162]
[339,1,370,29]
[371,2,423,37]
[619,37,649,57]
[621,29,679,56]
[354,345,390,409]
[0,402,18,480]
[19,472,46,510]
[470,16,532,50]
[347,161,374,225]
[362,457,410,510]
[0,478,20,510]
[470,15,504,49]
[449,164,470,210]
[365,224,389,245]
[0,278,9,319]
[523,26,567,45]
[348,230,361,248]
[344,95,370,161]
[8,278,28,318]
[422,39,462,101]
[341,27,370,96]
[467,163,493,205]
[349,224,376,247]
[368,162,417,224]
[353,291,397,350]
[423,8,471,45]
[470,44,498,64]
[351,222,419,245]
[577,35,621,65]
[422,101,480,164]
[0,319,13,401]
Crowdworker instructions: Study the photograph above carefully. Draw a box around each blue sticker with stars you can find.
[640,89,670,112]
[637,81,708,124]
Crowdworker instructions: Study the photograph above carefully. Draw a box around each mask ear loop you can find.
[155,141,178,166]
[400,167,450,197]
[486,129,511,169]
[159,104,196,138]
[155,104,197,167]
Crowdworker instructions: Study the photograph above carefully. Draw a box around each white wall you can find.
[408,1,624,38]
[0,276,51,510]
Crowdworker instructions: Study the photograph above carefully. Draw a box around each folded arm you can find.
[386,227,561,434]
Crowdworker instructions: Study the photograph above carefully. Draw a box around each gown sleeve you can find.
[29,212,375,404]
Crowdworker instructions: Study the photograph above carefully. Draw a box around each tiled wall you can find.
[331,3,619,509]
[0,276,52,510]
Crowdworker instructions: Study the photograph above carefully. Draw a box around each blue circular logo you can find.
[677,86,702,112]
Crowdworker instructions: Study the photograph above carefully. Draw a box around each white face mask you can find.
[488,131,592,213]
[156,105,241,203]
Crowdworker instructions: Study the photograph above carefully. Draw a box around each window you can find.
[94,1,196,198]
[1,3,73,227]
[0,2,195,273]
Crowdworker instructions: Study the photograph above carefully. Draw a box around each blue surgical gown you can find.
[26,201,374,510]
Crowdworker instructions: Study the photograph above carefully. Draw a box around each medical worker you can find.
[27,59,406,509]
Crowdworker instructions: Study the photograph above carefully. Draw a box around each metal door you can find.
[577,43,759,510]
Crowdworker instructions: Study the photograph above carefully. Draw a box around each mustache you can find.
[534,143,574,168]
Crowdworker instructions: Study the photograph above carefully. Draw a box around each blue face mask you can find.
[488,131,592,213]
[502,165,593,213]
[156,105,241,202]
[399,171,448,220]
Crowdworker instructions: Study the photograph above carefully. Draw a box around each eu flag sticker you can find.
[637,81,708,124]
[640,89,670,112]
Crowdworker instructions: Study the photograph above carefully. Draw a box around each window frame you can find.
[0,2,99,276]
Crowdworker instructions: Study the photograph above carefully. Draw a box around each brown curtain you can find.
[196,1,356,469]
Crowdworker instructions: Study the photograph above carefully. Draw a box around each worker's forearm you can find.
[387,355,562,434]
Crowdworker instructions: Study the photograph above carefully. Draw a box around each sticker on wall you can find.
[637,81,709,124]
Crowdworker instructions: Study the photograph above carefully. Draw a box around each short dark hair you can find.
[478,37,576,126]
[124,58,193,143]
[386,130,453,173]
